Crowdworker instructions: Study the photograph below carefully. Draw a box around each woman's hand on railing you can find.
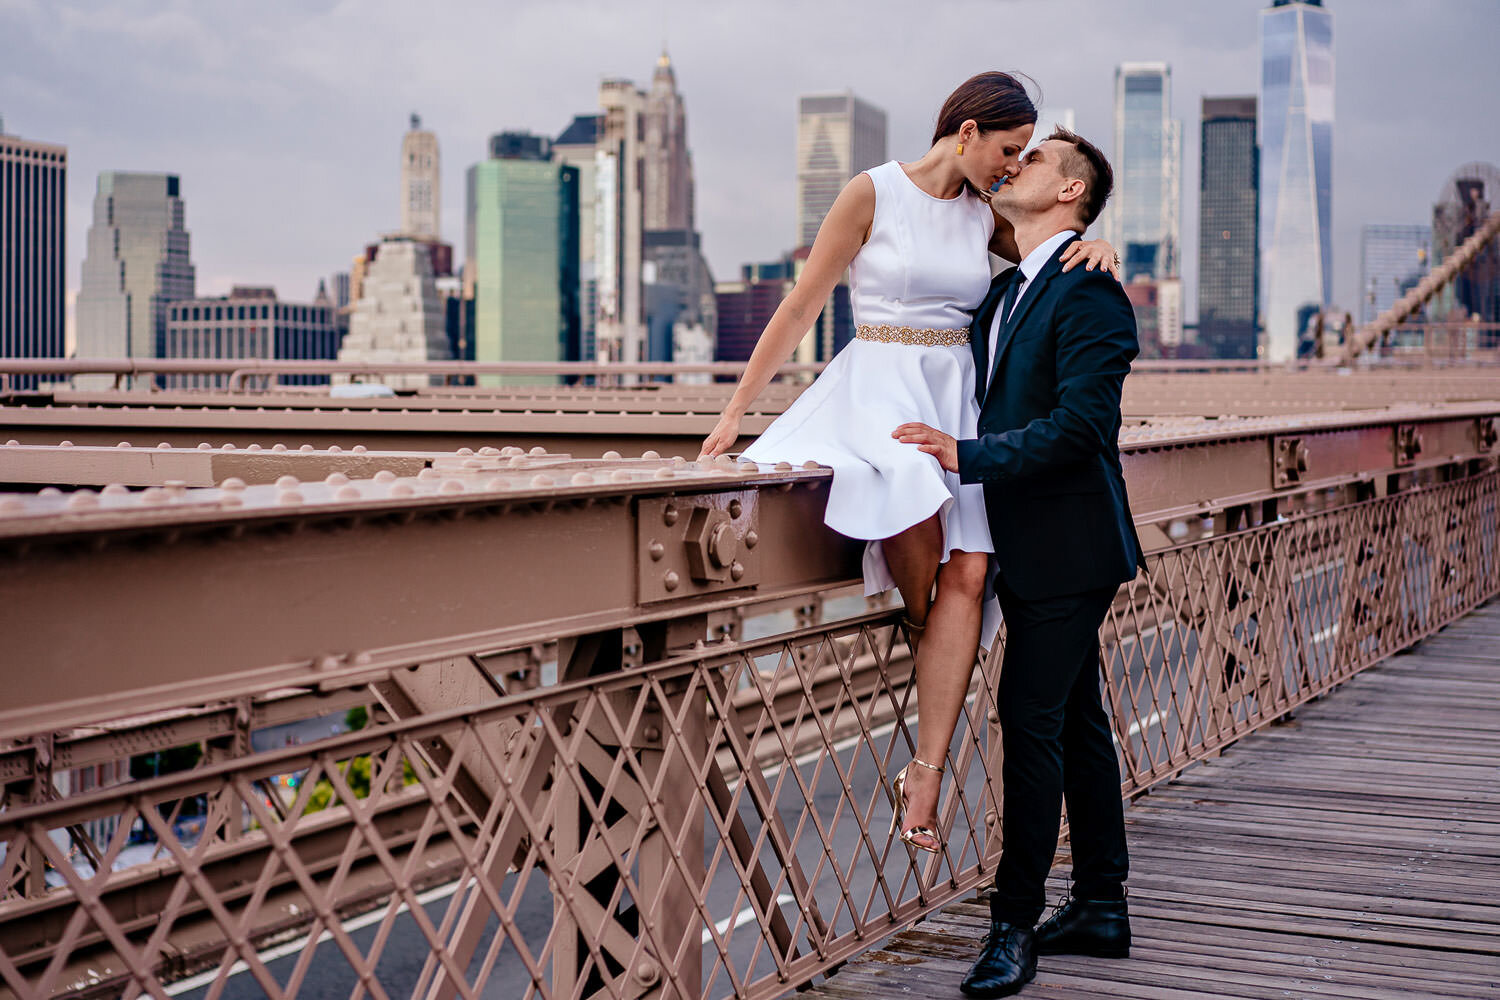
[1060,238,1122,281]
[700,410,744,460]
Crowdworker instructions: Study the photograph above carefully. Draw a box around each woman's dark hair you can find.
[931,71,1038,146]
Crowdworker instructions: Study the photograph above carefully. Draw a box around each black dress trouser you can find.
[989,573,1129,926]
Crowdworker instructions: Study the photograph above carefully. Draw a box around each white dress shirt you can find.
[986,229,1080,389]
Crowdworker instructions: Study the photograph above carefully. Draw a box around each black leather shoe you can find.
[1035,895,1130,958]
[960,920,1036,998]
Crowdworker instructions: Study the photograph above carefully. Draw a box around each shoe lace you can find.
[1043,877,1077,923]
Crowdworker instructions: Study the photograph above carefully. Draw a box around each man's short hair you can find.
[1048,127,1113,229]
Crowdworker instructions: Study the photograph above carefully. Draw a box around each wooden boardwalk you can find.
[808,603,1500,999]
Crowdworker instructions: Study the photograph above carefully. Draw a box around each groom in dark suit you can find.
[895,127,1144,997]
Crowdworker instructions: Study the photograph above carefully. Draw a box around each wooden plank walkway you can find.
[808,602,1500,999]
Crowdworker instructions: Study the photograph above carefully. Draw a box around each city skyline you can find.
[3,0,1498,329]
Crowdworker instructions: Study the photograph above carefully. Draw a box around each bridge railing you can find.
[1,409,1499,998]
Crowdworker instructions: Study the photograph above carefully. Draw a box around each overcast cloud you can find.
[3,0,1498,322]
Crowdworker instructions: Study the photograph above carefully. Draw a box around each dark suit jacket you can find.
[956,234,1146,600]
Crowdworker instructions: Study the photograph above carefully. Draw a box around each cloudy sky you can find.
[4,0,1498,323]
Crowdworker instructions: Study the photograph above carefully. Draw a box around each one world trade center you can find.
[1260,0,1333,361]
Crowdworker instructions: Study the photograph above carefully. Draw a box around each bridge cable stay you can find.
[1349,210,1500,361]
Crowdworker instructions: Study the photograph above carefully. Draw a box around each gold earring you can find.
[956,142,965,156]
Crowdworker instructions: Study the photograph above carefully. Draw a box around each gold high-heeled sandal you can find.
[890,756,946,853]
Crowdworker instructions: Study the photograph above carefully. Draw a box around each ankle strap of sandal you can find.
[909,756,945,774]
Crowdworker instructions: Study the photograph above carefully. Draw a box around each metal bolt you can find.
[728,499,743,519]
[325,472,350,486]
[642,449,661,459]
[116,441,131,449]
[663,570,681,591]
[299,444,315,452]
[988,710,1000,724]
[373,470,397,483]
[663,505,679,526]
[730,561,746,581]
[649,540,665,561]
[642,725,661,741]
[634,961,661,987]
[603,450,622,460]
[744,530,759,549]
[457,447,475,456]
[275,476,300,490]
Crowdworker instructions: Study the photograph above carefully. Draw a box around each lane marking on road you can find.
[164,880,463,996]
[704,895,796,945]
[1116,710,1165,745]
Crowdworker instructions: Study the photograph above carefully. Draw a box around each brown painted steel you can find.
[1,464,1495,997]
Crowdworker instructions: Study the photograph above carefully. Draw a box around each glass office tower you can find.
[1198,97,1259,358]
[466,138,580,372]
[1260,0,1334,360]
[1111,63,1181,282]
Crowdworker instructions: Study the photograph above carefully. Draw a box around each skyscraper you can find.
[337,237,452,388]
[1198,97,1260,359]
[595,78,648,364]
[554,114,602,361]
[1360,225,1430,324]
[401,114,440,238]
[1260,0,1334,361]
[466,134,580,373]
[0,123,67,384]
[1109,63,1181,281]
[76,172,195,364]
[644,52,693,231]
[796,92,887,248]
[594,57,715,367]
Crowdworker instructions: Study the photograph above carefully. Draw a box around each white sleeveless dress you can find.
[742,160,1000,644]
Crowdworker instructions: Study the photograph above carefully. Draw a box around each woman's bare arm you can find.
[699,174,874,458]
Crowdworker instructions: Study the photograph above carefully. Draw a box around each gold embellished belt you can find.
[855,324,970,347]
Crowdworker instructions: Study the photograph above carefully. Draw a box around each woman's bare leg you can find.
[898,550,989,850]
[879,514,944,629]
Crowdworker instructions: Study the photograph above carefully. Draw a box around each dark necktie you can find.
[997,269,1024,334]
[986,269,1023,390]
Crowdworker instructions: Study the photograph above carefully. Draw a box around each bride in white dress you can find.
[700,72,1119,853]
